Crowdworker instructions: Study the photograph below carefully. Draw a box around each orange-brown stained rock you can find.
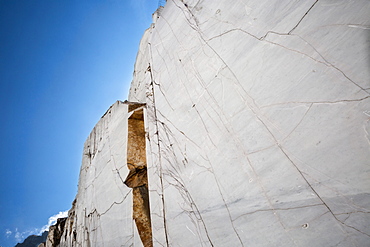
[124,166,148,188]
[125,106,153,247]
[127,102,146,113]
[133,186,152,247]
[127,109,146,169]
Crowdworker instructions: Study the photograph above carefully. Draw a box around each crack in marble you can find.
[292,34,369,93]
[208,27,368,94]
[98,191,131,217]
[288,0,319,34]
[148,65,300,245]
[282,103,313,141]
[153,118,243,246]
[152,80,175,111]
[166,172,215,247]
[151,113,214,175]
[260,96,370,108]
[128,1,370,245]
[161,10,368,234]
[144,105,220,246]
[105,129,131,197]
[279,147,370,239]
[282,151,370,218]
[147,41,170,245]
[335,211,370,216]
[233,203,325,221]
[210,183,245,244]
[172,0,315,236]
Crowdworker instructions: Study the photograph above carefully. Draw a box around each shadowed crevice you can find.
[124,102,153,247]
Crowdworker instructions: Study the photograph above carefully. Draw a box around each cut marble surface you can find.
[48,0,370,246]
[52,101,138,247]
[129,0,370,246]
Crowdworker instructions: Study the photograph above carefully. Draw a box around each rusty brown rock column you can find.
[124,102,153,247]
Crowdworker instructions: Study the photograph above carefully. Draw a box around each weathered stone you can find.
[124,166,148,188]
[132,186,152,247]
[46,218,67,247]
[126,104,153,247]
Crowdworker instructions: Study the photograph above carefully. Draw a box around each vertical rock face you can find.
[48,0,370,246]
[125,105,152,247]
[46,218,67,247]
[52,101,141,247]
[129,0,370,246]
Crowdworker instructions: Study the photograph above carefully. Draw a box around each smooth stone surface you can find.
[129,0,370,246]
[48,0,370,246]
[51,101,139,247]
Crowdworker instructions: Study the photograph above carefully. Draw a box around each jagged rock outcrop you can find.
[46,0,370,246]
[45,218,67,247]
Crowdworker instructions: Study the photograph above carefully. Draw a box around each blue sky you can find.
[0,1,159,246]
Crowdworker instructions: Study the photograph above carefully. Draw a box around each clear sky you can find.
[0,1,159,246]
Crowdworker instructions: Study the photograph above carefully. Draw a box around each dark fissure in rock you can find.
[124,103,153,247]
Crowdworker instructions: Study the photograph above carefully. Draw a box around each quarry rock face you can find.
[46,218,67,247]
[47,0,370,246]
[54,101,141,247]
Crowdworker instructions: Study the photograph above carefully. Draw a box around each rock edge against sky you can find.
[43,0,370,246]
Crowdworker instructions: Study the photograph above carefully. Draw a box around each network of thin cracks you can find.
[147,47,171,246]
[73,109,137,246]
[143,0,370,245]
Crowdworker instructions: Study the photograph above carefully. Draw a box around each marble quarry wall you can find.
[46,0,370,246]
[45,101,154,247]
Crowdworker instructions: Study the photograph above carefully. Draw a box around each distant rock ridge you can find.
[44,0,370,246]
[14,231,48,247]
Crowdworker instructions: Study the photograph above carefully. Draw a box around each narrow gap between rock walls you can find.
[124,101,153,247]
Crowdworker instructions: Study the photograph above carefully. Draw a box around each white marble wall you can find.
[56,101,142,247]
[129,0,370,246]
[52,0,370,246]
